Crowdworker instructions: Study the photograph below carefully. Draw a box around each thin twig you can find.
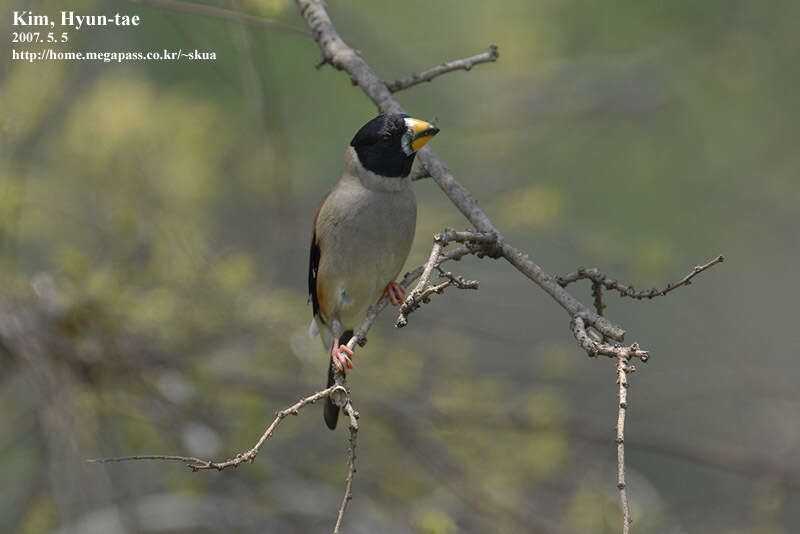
[409,165,431,181]
[436,266,479,290]
[131,0,311,37]
[558,255,725,300]
[88,386,338,471]
[397,241,444,327]
[333,402,359,533]
[86,454,208,465]
[616,357,634,534]
[401,270,479,319]
[387,45,499,92]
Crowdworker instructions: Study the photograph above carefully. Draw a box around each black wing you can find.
[309,229,321,318]
[308,192,329,321]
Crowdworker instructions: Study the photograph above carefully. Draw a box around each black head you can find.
[350,114,439,178]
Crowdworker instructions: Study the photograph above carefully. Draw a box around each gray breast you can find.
[318,179,416,325]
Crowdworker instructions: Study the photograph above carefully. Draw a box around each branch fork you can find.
[396,229,498,327]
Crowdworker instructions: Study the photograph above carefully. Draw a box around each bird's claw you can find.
[383,281,406,307]
[332,344,354,373]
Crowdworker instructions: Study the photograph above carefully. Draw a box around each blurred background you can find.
[2,0,799,532]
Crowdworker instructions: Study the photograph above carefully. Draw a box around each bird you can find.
[308,113,439,429]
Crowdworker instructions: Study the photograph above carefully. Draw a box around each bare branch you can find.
[386,45,499,92]
[131,0,311,37]
[333,403,359,534]
[616,357,634,534]
[86,454,209,466]
[400,270,479,324]
[436,266,479,290]
[436,229,501,248]
[400,237,446,323]
[558,255,725,300]
[409,165,431,181]
[88,386,338,471]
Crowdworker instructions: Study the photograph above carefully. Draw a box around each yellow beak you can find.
[404,117,440,152]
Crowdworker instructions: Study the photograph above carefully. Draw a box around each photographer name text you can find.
[13,10,140,30]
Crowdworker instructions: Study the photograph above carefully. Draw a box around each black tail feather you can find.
[323,330,352,430]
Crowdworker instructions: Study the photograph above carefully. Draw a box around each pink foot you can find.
[331,337,354,374]
[382,281,406,307]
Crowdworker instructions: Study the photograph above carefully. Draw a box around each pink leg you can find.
[331,336,354,374]
[382,281,406,306]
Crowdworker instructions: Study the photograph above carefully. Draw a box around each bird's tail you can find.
[324,330,352,430]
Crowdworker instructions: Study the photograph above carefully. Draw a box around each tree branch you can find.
[557,255,725,300]
[334,403,359,534]
[386,45,499,92]
[616,357,633,534]
[88,386,340,471]
[409,165,431,181]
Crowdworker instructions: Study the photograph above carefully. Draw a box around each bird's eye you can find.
[381,133,392,146]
